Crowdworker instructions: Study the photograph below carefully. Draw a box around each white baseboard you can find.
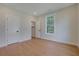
[0,44,8,48]
[52,39,77,46]
[40,37,77,47]
[19,37,31,43]
[0,37,31,48]
[7,37,31,45]
[0,37,78,48]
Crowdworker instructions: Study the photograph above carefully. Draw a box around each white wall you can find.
[36,4,78,46]
[0,5,31,47]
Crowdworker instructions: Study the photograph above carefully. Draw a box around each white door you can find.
[36,19,41,38]
[6,15,20,44]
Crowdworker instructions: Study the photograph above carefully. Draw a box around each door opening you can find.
[31,21,36,38]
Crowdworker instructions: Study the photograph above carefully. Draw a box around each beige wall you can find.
[36,4,78,46]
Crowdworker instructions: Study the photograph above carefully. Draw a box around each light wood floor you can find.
[0,38,79,56]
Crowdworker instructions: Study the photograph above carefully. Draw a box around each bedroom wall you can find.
[0,5,31,47]
[36,4,78,46]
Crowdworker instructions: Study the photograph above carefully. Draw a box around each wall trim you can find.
[0,38,31,48]
[0,44,8,48]
[36,37,78,48]
[50,39,77,47]
[7,39,31,46]
[0,37,78,48]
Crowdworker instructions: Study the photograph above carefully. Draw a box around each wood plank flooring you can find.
[0,38,79,56]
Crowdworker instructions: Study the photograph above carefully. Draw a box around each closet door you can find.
[6,14,20,44]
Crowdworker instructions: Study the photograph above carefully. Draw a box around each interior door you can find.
[36,19,41,38]
[6,14,20,44]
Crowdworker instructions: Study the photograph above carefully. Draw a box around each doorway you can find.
[31,21,36,38]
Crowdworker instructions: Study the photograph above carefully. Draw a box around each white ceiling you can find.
[2,3,74,16]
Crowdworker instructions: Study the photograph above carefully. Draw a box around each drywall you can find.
[36,4,78,46]
[0,5,31,47]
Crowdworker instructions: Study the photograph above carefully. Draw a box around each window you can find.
[45,15,55,34]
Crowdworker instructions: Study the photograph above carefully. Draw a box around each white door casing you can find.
[36,19,41,38]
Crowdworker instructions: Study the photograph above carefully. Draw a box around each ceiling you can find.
[2,3,75,16]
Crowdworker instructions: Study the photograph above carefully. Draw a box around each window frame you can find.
[45,14,56,35]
